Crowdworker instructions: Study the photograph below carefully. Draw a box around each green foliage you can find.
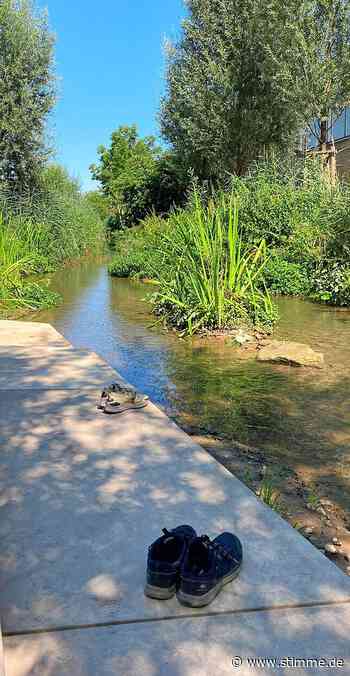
[110,191,277,334]
[264,255,311,296]
[109,154,350,310]
[85,190,110,224]
[0,165,104,265]
[90,125,189,228]
[266,0,350,144]
[0,214,58,312]
[108,250,146,279]
[0,0,56,192]
[257,477,283,513]
[310,262,350,306]
[161,1,350,183]
[109,214,165,279]
[231,155,331,256]
[160,0,303,182]
[90,125,160,228]
[0,165,104,314]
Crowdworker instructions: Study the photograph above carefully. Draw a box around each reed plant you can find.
[0,165,104,315]
[151,192,277,334]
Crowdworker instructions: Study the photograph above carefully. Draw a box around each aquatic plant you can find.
[0,214,59,312]
[150,192,277,334]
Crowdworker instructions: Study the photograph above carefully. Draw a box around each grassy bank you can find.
[110,192,277,334]
[0,166,104,316]
[109,157,350,333]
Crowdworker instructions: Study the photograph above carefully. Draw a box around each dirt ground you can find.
[182,426,350,576]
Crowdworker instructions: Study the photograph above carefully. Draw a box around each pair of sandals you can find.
[98,383,149,414]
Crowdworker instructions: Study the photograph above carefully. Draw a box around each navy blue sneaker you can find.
[145,525,197,600]
[177,532,243,607]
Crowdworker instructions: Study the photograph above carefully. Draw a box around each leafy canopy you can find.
[265,0,350,143]
[160,0,301,182]
[90,125,188,228]
[0,0,56,192]
[161,0,350,181]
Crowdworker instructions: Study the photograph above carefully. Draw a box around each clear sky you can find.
[38,1,185,191]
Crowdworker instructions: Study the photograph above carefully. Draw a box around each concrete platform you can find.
[0,321,68,347]
[1,321,350,674]
[4,604,350,675]
[0,346,123,389]
[1,389,350,635]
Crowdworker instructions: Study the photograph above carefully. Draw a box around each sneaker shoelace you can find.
[200,535,239,565]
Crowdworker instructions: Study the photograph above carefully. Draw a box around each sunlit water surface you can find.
[31,259,350,512]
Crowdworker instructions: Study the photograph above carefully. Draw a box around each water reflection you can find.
[31,260,350,513]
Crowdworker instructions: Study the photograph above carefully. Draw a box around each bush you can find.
[110,191,277,333]
[264,254,311,295]
[310,263,350,306]
[231,155,336,264]
[109,214,166,280]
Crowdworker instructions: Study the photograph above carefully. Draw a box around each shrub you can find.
[263,254,311,296]
[109,213,166,280]
[231,156,335,264]
[310,263,350,306]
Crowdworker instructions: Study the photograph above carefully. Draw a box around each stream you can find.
[30,258,350,517]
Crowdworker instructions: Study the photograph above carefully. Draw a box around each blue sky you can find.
[38,1,185,191]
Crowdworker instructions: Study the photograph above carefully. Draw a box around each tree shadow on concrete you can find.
[0,348,350,674]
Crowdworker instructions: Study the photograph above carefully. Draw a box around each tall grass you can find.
[110,191,277,334]
[0,165,104,315]
[152,192,276,333]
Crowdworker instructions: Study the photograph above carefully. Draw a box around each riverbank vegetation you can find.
[101,0,350,333]
[0,167,104,315]
[0,1,104,317]
[110,191,277,333]
[109,155,350,331]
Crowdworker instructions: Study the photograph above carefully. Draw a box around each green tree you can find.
[0,0,56,192]
[160,0,301,182]
[90,125,161,228]
[85,190,110,223]
[90,125,188,228]
[265,0,350,147]
[161,0,350,183]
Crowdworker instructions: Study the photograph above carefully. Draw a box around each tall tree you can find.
[0,0,56,192]
[160,0,301,182]
[90,125,189,227]
[266,0,350,147]
[90,125,162,228]
[161,0,350,183]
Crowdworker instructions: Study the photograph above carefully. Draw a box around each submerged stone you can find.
[257,340,324,368]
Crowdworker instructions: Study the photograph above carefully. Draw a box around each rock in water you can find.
[325,543,337,554]
[257,341,324,368]
[234,330,254,345]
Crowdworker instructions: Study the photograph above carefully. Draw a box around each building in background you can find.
[308,106,350,180]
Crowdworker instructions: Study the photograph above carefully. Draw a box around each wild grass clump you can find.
[0,215,59,313]
[0,165,104,315]
[110,192,277,334]
[152,193,276,333]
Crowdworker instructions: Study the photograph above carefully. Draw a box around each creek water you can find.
[31,258,350,514]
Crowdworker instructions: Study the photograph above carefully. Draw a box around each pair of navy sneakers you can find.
[145,525,243,607]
